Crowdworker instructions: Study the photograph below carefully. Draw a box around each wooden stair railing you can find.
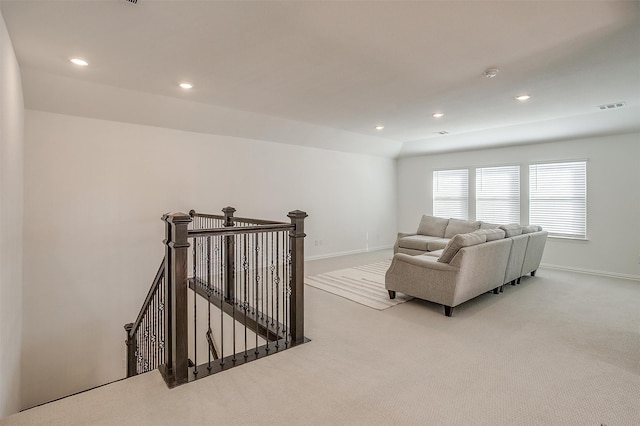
[125,207,308,388]
[124,259,166,377]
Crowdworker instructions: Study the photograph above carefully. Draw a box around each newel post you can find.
[222,206,236,303]
[124,323,136,377]
[288,210,307,345]
[161,212,192,387]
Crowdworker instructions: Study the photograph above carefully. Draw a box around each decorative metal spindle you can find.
[255,233,259,354]
[160,276,165,367]
[192,238,198,375]
[232,235,237,362]
[152,293,156,367]
[285,244,291,346]
[243,234,248,358]
[276,233,280,349]
[265,232,271,352]
[220,240,225,366]
[144,312,149,371]
[271,233,275,327]
[261,232,265,320]
[207,236,212,370]
[155,287,159,367]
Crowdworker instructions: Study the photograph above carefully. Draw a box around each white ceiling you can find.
[2,0,639,157]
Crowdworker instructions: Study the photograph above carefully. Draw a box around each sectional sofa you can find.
[385,215,548,316]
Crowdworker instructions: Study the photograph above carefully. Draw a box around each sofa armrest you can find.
[392,253,458,272]
[397,232,416,238]
[385,253,460,306]
[394,232,417,254]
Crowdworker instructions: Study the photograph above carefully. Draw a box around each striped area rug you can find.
[305,260,412,310]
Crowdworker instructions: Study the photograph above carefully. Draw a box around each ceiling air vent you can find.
[597,101,626,110]
[122,0,138,4]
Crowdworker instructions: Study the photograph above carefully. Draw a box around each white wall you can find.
[0,9,24,418]
[397,133,640,279]
[22,109,396,409]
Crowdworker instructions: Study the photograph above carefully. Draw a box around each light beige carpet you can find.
[305,259,411,310]
[5,250,639,425]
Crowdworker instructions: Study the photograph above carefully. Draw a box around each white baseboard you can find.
[306,245,394,261]
[540,263,640,282]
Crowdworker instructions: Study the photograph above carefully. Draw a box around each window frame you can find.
[475,164,521,225]
[529,160,587,240]
[432,168,469,220]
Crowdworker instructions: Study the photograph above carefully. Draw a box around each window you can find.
[476,165,520,224]
[433,169,468,220]
[529,161,587,239]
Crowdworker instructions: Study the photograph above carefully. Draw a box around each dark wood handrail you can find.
[189,211,224,221]
[232,216,289,225]
[190,210,287,226]
[128,259,165,338]
[188,223,294,238]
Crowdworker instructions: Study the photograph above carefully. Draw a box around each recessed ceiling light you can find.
[70,58,88,66]
[179,83,193,89]
[375,125,384,130]
[515,95,531,101]
[432,112,444,118]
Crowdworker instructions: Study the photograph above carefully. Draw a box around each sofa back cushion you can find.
[444,218,481,238]
[521,225,542,234]
[480,221,500,230]
[417,215,449,237]
[499,223,523,237]
[473,228,506,241]
[437,232,487,264]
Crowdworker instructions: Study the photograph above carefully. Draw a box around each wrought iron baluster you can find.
[286,237,291,346]
[207,236,212,370]
[243,233,249,359]
[254,232,259,354]
[220,238,225,366]
[275,231,280,349]
[232,234,237,363]
[192,237,198,376]
[261,232,265,321]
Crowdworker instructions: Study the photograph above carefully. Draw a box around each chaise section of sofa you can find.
[395,215,482,255]
[386,232,512,317]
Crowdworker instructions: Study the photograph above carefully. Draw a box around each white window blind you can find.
[529,161,587,239]
[433,169,468,220]
[476,165,520,224]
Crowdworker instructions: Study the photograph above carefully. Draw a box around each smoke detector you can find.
[483,68,499,78]
[597,102,626,110]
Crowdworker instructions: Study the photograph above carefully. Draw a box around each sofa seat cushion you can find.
[398,235,442,251]
[417,215,449,237]
[437,232,487,264]
[424,249,444,257]
[444,218,481,238]
[473,228,506,241]
[499,223,523,237]
[427,238,450,251]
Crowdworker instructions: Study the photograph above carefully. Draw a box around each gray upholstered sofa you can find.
[386,215,548,316]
